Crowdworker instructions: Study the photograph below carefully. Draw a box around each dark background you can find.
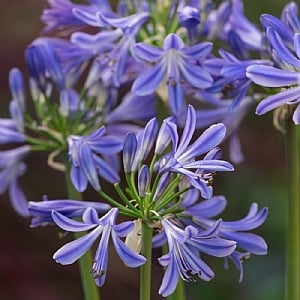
[0,0,289,299]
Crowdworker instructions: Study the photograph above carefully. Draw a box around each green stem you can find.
[285,121,300,300]
[139,221,153,300]
[64,165,100,300]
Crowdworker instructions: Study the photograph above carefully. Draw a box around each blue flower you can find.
[185,191,268,281]
[203,0,262,57]
[158,218,236,297]
[68,126,122,192]
[71,10,149,87]
[52,207,146,286]
[0,146,30,217]
[41,0,112,33]
[246,27,300,124]
[132,33,213,116]
[157,105,234,198]
[28,196,110,227]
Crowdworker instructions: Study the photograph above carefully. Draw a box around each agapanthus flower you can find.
[67,126,122,192]
[246,12,300,124]
[180,188,268,281]
[0,145,30,216]
[156,105,234,198]
[28,196,110,227]
[203,50,271,111]
[52,207,146,286]
[25,37,94,92]
[158,218,236,296]
[203,0,262,57]
[132,33,213,116]
[41,0,112,34]
[70,10,149,87]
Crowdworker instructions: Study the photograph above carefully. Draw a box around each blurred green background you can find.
[0,0,290,299]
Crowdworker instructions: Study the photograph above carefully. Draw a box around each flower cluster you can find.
[7,0,300,298]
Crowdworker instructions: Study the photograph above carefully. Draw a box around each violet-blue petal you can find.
[179,123,226,161]
[9,68,25,109]
[132,62,166,95]
[189,237,236,257]
[163,33,185,51]
[138,165,150,197]
[176,105,196,157]
[70,164,88,192]
[93,155,120,183]
[53,226,102,264]
[123,133,138,173]
[111,231,146,267]
[78,142,100,191]
[168,82,184,116]
[158,255,179,297]
[185,196,227,218]
[9,170,29,217]
[182,42,213,60]
[180,63,213,89]
[154,119,172,155]
[256,86,300,115]
[221,231,267,255]
[183,160,234,171]
[51,210,97,232]
[246,65,300,87]
[88,136,122,155]
[266,27,300,68]
[133,43,162,62]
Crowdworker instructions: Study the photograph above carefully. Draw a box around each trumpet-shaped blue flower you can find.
[132,33,213,116]
[52,207,146,286]
[68,126,122,192]
[158,218,236,297]
[28,196,110,227]
[157,105,234,198]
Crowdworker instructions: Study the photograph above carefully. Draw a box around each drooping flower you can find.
[181,188,268,281]
[67,126,122,192]
[158,218,236,297]
[52,207,146,286]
